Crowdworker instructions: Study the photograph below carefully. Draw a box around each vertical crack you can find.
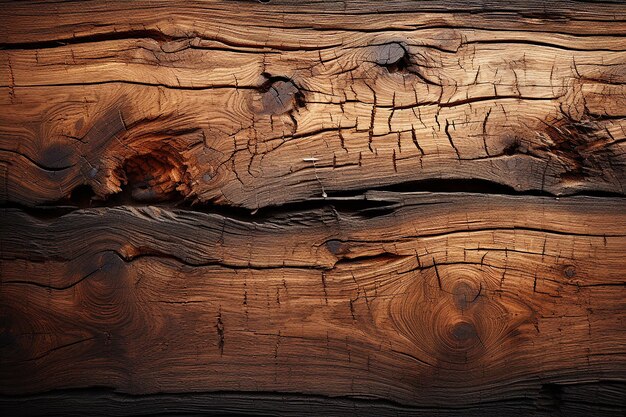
[216,309,225,356]
[445,119,460,159]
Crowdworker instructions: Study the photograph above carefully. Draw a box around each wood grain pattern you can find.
[1,0,626,415]
[2,1,626,207]
[2,194,626,414]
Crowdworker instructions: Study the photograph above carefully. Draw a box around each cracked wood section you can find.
[2,384,626,417]
[2,2,626,207]
[1,194,625,413]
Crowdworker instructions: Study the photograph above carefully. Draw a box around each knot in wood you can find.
[563,265,577,278]
[374,42,410,73]
[325,239,350,256]
[451,321,478,343]
[390,265,534,366]
[255,75,304,115]
[452,280,482,311]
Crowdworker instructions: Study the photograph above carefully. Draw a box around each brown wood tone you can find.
[1,1,626,416]
[2,0,626,208]
[2,194,626,415]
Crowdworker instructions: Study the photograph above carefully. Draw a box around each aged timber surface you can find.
[2,0,626,207]
[1,0,626,416]
[2,193,626,415]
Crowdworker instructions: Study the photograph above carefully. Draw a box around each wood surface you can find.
[1,0,625,415]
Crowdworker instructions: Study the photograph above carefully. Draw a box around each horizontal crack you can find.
[1,381,624,414]
[0,29,178,50]
[3,178,625,223]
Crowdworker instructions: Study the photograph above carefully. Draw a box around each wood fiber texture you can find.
[1,0,625,416]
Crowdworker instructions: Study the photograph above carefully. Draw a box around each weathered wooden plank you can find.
[3,0,626,47]
[1,2,626,208]
[1,383,625,417]
[1,194,625,413]
[1,1,626,415]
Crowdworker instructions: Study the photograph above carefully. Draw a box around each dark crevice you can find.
[0,385,528,415]
[258,73,303,101]
[327,178,543,197]
[259,73,290,93]
[2,18,626,54]
[0,29,177,51]
[2,381,625,416]
[359,178,625,198]
[373,42,413,74]
[7,79,258,92]
[68,184,97,209]
[111,250,320,271]
[333,252,410,267]
[177,195,396,222]
[385,50,411,74]
[464,38,626,53]
[294,89,306,109]
[3,177,624,222]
